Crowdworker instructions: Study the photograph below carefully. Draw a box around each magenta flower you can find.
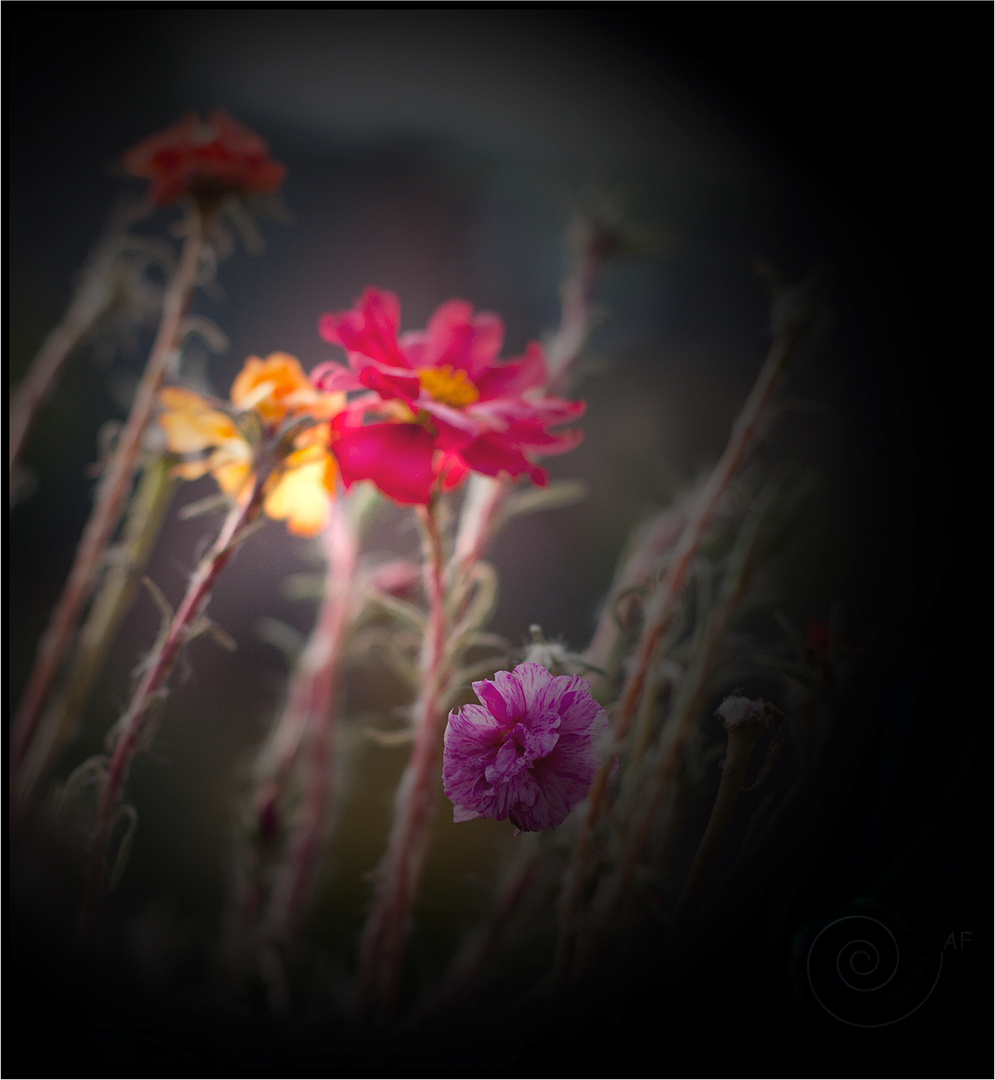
[314,289,585,505]
[443,662,607,832]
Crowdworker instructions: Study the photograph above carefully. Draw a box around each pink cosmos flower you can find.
[313,289,585,505]
[122,109,286,209]
[443,662,607,832]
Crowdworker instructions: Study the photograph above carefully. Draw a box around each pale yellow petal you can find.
[312,390,347,419]
[174,460,212,481]
[213,457,253,498]
[264,457,335,537]
[159,386,209,411]
[158,386,239,454]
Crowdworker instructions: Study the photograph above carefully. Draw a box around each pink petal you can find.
[484,668,529,718]
[474,343,548,401]
[458,436,548,486]
[486,737,527,782]
[404,301,505,379]
[422,403,480,450]
[359,365,421,402]
[478,397,587,430]
[319,288,409,369]
[310,362,366,393]
[443,662,607,833]
[509,662,555,712]
[331,421,436,505]
[436,453,469,492]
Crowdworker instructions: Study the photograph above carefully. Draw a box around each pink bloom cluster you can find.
[313,289,585,505]
[122,109,286,208]
[443,662,607,832]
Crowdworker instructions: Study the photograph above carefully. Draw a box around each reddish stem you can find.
[10,283,114,483]
[433,840,541,1011]
[590,485,775,940]
[671,717,765,923]
[9,203,153,483]
[452,474,509,573]
[556,285,813,979]
[357,502,448,1015]
[263,499,357,937]
[11,213,206,785]
[545,213,618,395]
[355,213,616,1009]
[81,476,265,941]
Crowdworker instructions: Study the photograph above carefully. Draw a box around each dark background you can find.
[9,6,989,1076]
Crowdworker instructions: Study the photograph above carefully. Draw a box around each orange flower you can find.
[158,354,344,536]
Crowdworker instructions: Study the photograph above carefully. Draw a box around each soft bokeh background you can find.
[10,8,987,1075]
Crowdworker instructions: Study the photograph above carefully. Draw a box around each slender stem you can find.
[672,720,765,923]
[9,205,149,483]
[452,474,509,573]
[556,284,814,979]
[11,213,207,783]
[583,497,691,702]
[582,618,737,954]
[263,499,357,937]
[353,212,617,1010]
[449,207,612,580]
[80,475,266,942]
[588,482,776,945]
[14,456,177,806]
[10,294,114,487]
[430,834,543,1013]
[357,501,448,1015]
[545,213,618,395]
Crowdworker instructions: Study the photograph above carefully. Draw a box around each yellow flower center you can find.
[417,365,479,408]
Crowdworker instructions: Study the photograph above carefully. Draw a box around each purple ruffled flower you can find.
[443,662,608,832]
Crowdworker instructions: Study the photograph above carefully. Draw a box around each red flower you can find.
[314,289,585,505]
[122,109,286,209]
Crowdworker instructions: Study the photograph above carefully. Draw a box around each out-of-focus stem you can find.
[557,282,815,980]
[81,473,267,942]
[263,498,358,937]
[452,474,509,572]
[9,205,150,484]
[583,498,691,702]
[452,208,613,576]
[431,833,543,1013]
[587,487,773,947]
[545,213,620,395]
[357,502,448,1015]
[355,211,618,1010]
[11,212,206,785]
[14,456,177,806]
[672,711,766,923]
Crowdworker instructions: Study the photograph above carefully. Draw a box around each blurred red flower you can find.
[122,109,286,209]
[314,288,585,505]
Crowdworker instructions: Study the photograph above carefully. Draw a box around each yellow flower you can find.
[158,354,345,536]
